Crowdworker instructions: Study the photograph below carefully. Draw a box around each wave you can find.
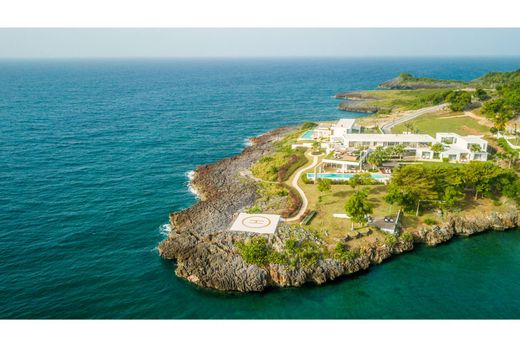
[243,137,254,147]
[185,170,200,198]
[158,223,171,236]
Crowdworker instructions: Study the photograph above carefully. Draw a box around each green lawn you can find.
[392,112,490,136]
[357,89,451,112]
[298,177,392,248]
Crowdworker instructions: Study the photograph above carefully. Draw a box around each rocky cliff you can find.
[158,125,519,292]
[335,93,383,113]
[416,210,519,246]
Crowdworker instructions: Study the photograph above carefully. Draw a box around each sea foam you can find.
[158,223,171,236]
[185,170,199,197]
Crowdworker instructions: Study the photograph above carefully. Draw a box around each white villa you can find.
[324,118,489,164]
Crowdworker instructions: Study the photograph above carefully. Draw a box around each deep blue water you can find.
[1,57,520,319]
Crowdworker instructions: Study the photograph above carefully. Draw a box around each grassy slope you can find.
[392,111,490,136]
[350,89,451,113]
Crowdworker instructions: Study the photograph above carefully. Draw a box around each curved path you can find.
[380,103,447,133]
[283,153,322,222]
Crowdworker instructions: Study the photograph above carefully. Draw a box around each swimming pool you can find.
[307,172,388,180]
[300,130,315,140]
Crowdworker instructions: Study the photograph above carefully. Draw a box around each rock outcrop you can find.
[335,92,382,113]
[378,76,466,90]
[158,125,519,292]
[337,101,382,113]
[416,210,519,246]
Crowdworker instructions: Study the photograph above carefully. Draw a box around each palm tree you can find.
[430,143,444,160]
[469,143,482,153]
[393,144,406,159]
[403,121,415,133]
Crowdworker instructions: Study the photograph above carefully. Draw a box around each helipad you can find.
[230,213,281,234]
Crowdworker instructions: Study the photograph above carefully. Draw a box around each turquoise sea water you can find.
[1,58,520,319]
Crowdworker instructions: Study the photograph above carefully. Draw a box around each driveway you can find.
[380,103,448,133]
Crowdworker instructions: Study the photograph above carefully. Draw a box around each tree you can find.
[474,88,489,101]
[367,147,386,169]
[441,185,465,211]
[348,174,363,190]
[345,188,373,229]
[317,178,332,194]
[399,72,413,80]
[445,91,472,111]
[403,121,417,134]
[469,143,482,153]
[385,165,437,211]
[430,142,444,153]
[390,144,406,159]
[464,161,502,199]
[311,141,321,153]
[482,98,514,130]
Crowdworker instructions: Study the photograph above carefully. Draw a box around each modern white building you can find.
[328,119,489,163]
[432,133,488,162]
[331,118,361,141]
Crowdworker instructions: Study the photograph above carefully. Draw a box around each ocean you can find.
[1,57,520,318]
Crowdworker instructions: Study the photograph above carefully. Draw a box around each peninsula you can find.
[159,68,520,292]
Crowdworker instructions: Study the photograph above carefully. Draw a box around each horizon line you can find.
[2,55,520,60]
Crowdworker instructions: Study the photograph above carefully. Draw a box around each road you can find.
[283,153,322,222]
[380,103,448,134]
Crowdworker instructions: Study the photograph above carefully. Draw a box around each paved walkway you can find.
[380,103,448,133]
[283,153,322,222]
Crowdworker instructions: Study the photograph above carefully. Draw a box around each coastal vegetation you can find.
[235,237,284,266]
[344,188,373,228]
[235,235,326,269]
[385,162,519,212]
[481,77,520,129]
[338,88,453,114]
[251,129,309,182]
[252,147,307,182]
[475,68,520,87]
[161,68,520,293]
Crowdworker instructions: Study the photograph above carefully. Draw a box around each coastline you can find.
[159,124,520,292]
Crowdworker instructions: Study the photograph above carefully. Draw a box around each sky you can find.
[0,28,520,58]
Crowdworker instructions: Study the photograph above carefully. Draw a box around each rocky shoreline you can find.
[378,75,466,90]
[158,125,520,292]
[335,92,382,113]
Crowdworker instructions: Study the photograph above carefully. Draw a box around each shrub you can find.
[235,237,270,266]
[442,157,450,163]
[257,183,288,199]
[236,237,285,266]
[280,185,302,218]
[445,90,472,111]
[334,243,359,262]
[283,238,324,268]
[301,122,318,130]
[277,149,308,182]
[384,234,398,248]
[245,205,262,213]
[400,231,414,242]
[424,217,437,225]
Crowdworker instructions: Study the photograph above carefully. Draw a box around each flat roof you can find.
[230,213,281,234]
[343,133,435,143]
[336,118,357,129]
[437,132,487,144]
